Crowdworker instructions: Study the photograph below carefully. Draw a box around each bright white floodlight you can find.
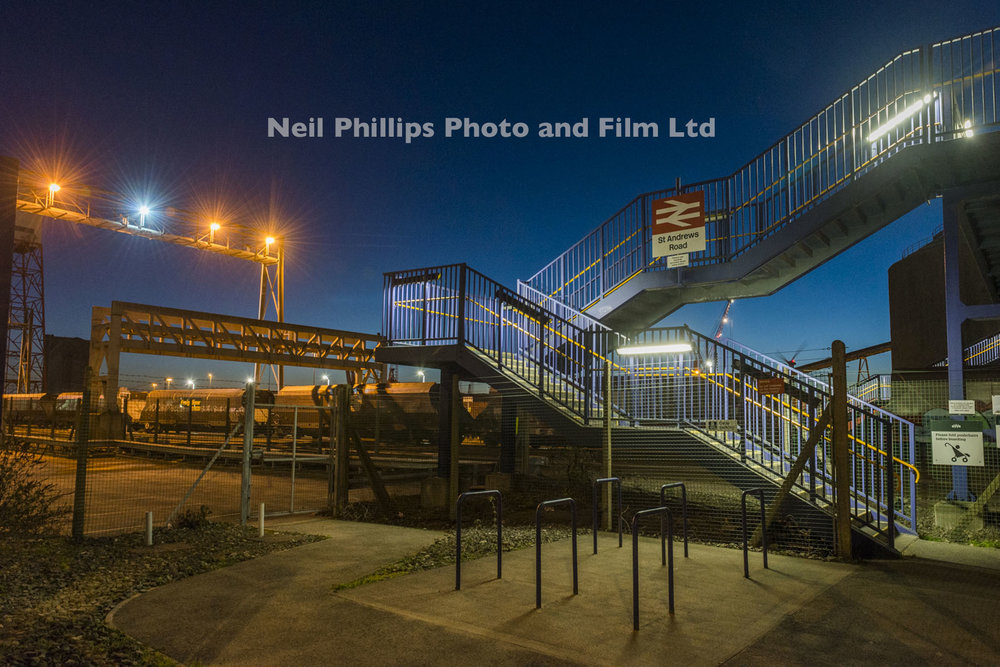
[616,343,693,355]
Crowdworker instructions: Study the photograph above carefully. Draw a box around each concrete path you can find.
[108,518,1000,665]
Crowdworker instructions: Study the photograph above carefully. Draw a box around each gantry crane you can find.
[6,164,286,392]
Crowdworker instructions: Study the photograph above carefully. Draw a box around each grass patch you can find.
[333,522,576,591]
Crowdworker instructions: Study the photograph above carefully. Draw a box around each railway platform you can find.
[108,516,1000,665]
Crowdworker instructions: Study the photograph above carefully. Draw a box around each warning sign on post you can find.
[757,377,786,395]
[652,191,706,259]
[930,419,984,466]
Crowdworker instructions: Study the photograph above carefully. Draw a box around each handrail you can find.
[517,280,611,333]
[455,490,503,591]
[631,506,674,630]
[741,488,769,578]
[535,497,579,608]
[592,477,623,553]
[526,27,1000,315]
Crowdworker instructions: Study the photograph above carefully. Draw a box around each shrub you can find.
[0,445,71,535]
[174,504,212,529]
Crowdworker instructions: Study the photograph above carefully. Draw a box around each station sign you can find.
[652,191,706,259]
[666,254,689,268]
[948,399,976,415]
[705,419,740,431]
[930,419,984,467]
[757,377,786,395]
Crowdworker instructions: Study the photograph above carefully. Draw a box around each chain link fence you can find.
[885,372,1000,542]
[7,369,994,551]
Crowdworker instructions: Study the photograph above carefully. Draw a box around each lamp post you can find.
[165,377,173,390]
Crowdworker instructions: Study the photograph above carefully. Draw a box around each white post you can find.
[145,511,153,546]
[259,502,265,538]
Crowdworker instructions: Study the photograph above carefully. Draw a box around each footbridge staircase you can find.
[523,27,1000,330]
[379,263,918,555]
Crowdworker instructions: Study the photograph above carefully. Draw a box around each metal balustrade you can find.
[384,264,918,544]
[613,326,917,539]
[384,264,627,423]
[525,27,1000,315]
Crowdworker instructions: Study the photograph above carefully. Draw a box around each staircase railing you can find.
[384,264,917,537]
[383,264,625,422]
[611,327,917,536]
[525,26,1000,314]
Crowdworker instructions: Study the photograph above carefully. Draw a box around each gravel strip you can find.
[0,523,324,665]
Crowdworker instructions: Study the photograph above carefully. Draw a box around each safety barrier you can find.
[455,490,503,591]
[631,506,674,630]
[592,477,623,554]
[741,488,769,579]
[659,483,689,558]
[535,497,578,608]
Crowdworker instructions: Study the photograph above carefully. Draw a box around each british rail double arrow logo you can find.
[651,190,707,259]
[652,191,705,232]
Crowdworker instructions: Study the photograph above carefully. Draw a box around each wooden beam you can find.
[832,340,852,559]
[796,341,892,373]
[752,405,831,547]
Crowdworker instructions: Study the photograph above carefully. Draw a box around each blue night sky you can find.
[2,1,999,387]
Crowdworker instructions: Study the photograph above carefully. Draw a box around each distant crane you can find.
[714,300,735,339]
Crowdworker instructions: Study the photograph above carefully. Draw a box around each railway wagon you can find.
[137,388,274,432]
[3,393,55,425]
[269,384,335,437]
[2,392,84,429]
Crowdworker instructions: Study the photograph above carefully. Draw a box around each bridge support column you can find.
[438,368,460,517]
[831,341,852,559]
[941,188,1000,501]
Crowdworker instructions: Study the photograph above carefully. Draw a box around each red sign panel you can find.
[651,191,705,234]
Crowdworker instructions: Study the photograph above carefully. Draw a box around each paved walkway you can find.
[108,518,1000,665]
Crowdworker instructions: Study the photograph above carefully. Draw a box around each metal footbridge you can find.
[379,263,917,551]
[522,27,1000,330]
[377,27,1000,552]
